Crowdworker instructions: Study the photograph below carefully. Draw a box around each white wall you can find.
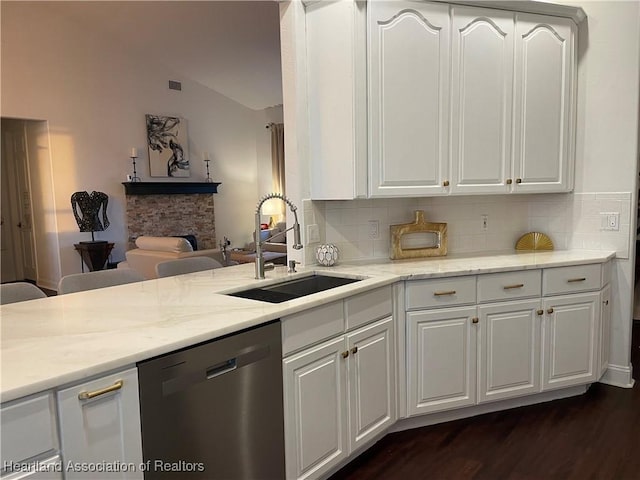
[1,2,264,284]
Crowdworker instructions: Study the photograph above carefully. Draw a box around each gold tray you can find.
[515,232,554,251]
[390,210,447,260]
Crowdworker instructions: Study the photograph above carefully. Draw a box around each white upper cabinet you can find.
[450,7,514,194]
[368,1,450,197]
[304,1,579,199]
[512,14,575,192]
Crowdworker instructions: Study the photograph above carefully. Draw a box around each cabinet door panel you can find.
[451,7,514,193]
[347,317,396,452]
[283,337,348,480]
[369,1,449,196]
[513,14,575,192]
[478,300,541,403]
[599,285,611,379]
[542,293,600,390]
[57,368,143,480]
[407,307,476,415]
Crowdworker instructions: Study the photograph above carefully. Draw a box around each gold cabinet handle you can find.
[434,290,456,296]
[506,178,513,185]
[536,309,544,316]
[516,178,522,184]
[503,284,525,290]
[350,346,358,355]
[341,351,349,359]
[547,308,554,314]
[603,300,609,305]
[78,380,123,400]
[567,277,586,283]
[471,317,479,324]
[443,180,450,187]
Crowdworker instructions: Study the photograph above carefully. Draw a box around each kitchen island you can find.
[0,249,615,479]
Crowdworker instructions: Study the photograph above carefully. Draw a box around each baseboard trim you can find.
[391,385,588,433]
[599,365,635,388]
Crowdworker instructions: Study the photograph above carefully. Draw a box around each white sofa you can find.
[119,236,230,280]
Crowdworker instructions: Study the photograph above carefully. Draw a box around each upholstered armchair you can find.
[119,236,233,280]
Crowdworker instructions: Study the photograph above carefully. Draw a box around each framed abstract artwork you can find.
[146,114,190,177]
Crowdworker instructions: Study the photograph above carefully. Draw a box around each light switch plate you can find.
[306,224,320,244]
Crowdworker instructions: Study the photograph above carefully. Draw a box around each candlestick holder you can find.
[130,155,141,182]
[204,158,213,183]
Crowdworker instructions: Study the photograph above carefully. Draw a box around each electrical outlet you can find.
[600,212,620,231]
[306,224,320,244]
[481,214,489,232]
[368,220,380,240]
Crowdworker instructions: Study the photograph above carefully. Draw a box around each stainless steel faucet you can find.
[255,193,303,279]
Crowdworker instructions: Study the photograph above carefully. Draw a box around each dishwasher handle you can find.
[206,358,237,379]
[161,343,271,397]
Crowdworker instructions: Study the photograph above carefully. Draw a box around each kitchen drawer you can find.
[478,270,541,303]
[406,276,476,310]
[345,285,392,331]
[543,264,602,296]
[1,392,58,465]
[282,301,344,356]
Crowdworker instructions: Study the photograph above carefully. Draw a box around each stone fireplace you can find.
[123,183,220,250]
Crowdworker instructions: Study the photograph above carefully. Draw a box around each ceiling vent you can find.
[168,80,182,91]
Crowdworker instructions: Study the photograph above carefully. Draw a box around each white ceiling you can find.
[47,1,283,111]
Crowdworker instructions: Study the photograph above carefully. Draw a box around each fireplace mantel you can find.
[122,182,221,195]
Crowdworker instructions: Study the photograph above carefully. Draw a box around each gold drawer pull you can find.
[536,309,544,316]
[516,178,522,184]
[547,308,554,314]
[567,277,586,283]
[471,317,479,324]
[341,351,349,359]
[350,346,358,355]
[506,178,513,185]
[443,180,450,187]
[78,380,123,400]
[503,284,524,290]
[434,290,456,296]
[603,300,609,305]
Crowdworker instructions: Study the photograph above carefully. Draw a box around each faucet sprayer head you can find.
[292,221,303,250]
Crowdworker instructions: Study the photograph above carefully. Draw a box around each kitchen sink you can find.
[227,274,361,303]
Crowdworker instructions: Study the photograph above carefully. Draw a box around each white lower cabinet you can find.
[407,307,477,415]
[283,337,348,480]
[57,367,143,480]
[283,317,395,480]
[346,317,396,453]
[406,262,610,417]
[1,392,62,480]
[478,299,541,403]
[542,292,600,390]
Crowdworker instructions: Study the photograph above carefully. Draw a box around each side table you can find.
[74,241,115,272]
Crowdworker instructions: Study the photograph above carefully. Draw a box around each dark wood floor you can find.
[331,321,640,480]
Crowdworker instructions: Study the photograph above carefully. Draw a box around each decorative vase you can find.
[316,244,339,267]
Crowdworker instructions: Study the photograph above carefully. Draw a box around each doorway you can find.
[1,118,61,289]
[1,119,37,282]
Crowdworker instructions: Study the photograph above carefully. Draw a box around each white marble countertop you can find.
[0,249,614,403]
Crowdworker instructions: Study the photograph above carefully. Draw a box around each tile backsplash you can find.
[302,192,632,264]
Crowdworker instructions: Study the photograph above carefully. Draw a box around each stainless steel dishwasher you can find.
[137,321,285,479]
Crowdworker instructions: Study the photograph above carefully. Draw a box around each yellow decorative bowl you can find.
[515,232,554,251]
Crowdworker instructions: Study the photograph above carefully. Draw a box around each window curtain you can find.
[270,123,286,216]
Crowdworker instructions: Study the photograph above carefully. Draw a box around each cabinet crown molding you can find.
[434,0,586,23]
